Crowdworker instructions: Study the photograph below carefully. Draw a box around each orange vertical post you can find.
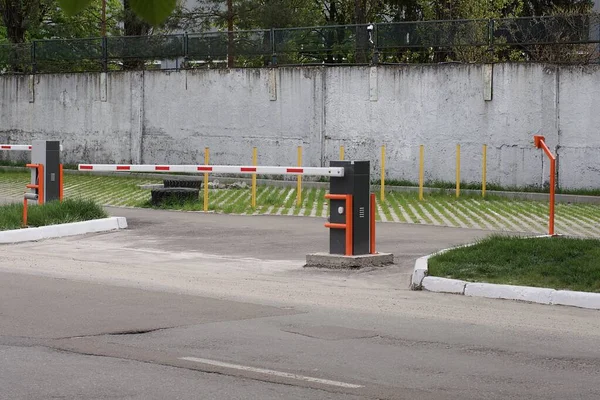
[59,164,64,201]
[22,198,28,227]
[346,195,353,256]
[549,158,555,235]
[38,164,44,205]
[533,135,556,236]
[370,193,376,254]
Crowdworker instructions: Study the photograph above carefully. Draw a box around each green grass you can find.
[0,199,107,231]
[377,178,600,197]
[0,160,29,168]
[3,170,600,237]
[428,235,600,292]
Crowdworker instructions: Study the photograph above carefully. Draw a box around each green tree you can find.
[0,0,121,43]
[0,23,7,42]
[0,0,51,43]
[57,0,178,26]
[522,0,592,16]
[34,0,121,39]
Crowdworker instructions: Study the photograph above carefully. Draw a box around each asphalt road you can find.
[1,208,599,399]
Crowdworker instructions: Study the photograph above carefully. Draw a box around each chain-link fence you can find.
[1,13,599,74]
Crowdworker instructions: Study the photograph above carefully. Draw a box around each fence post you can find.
[31,41,37,74]
[183,32,189,67]
[102,36,108,72]
[270,28,277,66]
[371,23,379,64]
[488,19,495,54]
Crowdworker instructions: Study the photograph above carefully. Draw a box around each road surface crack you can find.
[56,326,177,340]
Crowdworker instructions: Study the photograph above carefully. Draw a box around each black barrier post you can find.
[31,140,61,202]
[329,161,371,255]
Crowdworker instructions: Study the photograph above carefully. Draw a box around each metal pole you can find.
[59,164,64,202]
[270,28,277,66]
[380,145,385,202]
[102,36,108,72]
[227,0,234,68]
[533,135,556,236]
[204,148,209,212]
[252,147,257,208]
[31,41,37,74]
[370,193,376,254]
[549,158,555,236]
[22,198,28,227]
[297,146,302,207]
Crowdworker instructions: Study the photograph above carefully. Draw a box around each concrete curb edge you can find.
[0,217,128,244]
[410,237,600,310]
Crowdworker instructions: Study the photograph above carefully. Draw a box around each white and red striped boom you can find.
[78,164,345,177]
[0,144,32,151]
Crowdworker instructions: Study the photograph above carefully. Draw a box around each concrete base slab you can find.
[304,252,394,269]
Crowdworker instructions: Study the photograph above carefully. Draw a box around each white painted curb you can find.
[422,277,466,294]
[464,283,554,305]
[0,217,128,244]
[551,290,600,310]
[411,241,600,310]
[410,255,430,290]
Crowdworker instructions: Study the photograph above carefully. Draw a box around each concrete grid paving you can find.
[2,171,600,238]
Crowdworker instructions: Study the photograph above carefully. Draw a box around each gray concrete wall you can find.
[0,64,598,189]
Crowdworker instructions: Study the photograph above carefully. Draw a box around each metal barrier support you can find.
[25,163,44,205]
[327,161,371,256]
[77,161,385,262]
[324,194,353,256]
[31,140,61,203]
[23,163,43,227]
[534,135,556,236]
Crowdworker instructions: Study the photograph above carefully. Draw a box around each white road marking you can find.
[179,356,364,389]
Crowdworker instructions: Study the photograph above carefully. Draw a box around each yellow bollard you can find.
[482,144,487,198]
[204,147,209,212]
[419,145,424,201]
[456,144,461,198]
[297,146,302,207]
[380,145,385,202]
[340,145,345,161]
[252,147,257,208]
